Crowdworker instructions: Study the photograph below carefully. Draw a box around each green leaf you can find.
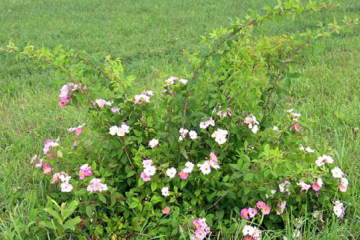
[216,210,224,220]
[99,194,107,204]
[129,202,138,208]
[63,217,82,230]
[86,206,93,217]
[151,182,158,191]
[62,200,79,220]
[44,208,62,222]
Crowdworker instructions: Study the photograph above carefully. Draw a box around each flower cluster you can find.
[276,200,287,215]
[179,128,198,141]
[199,117,215,129]
[134,90,153,105]
[197,153,220,175]
[59,83,83,107]
[297,181,311,192]
[213,106,232,119]
[87,178,108,193]
[68,123,86,136]
[79,164,93,180]
[109,124,130,137]
[244,114,259,134]
[52,172,73,192]
[191,218,211,240]
[211,129,228,145]
[315,155,334,166]
[242,225,261,240]
[95,99,112,108]
[141,159,156,182]
[299,145,314,153]
[279,180,291,195]
[43,138,59,157]
[165,76,188,85]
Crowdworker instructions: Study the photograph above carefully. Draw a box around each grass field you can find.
[0,0,360,239]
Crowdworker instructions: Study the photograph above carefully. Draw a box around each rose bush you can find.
[2,0,359,239]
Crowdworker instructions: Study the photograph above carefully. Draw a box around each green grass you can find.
[0,0,359,239]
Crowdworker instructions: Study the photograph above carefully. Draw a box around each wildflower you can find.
[294,123,301,132]
[183,162,194,173]
[273,126,279,131]
[198,162,211,175]
[59,97,68,107]
[43,139,59,155]
[323,155,334,164]
[134,91,152,105]
[148,138,159,148]
[248,208,258,218]
[68,124,85,136]
[61,182,73,192]
[266,189,277,199]
[189,130,198,140]
[244,114,259,133]
[43,164,52,174]
[194,229,206,240]
[279,180,291,194]
[333,201,345,218]
[30,155,38,164]
[179,79,188,85]
[299,145,305,151]
[256,201,266,210]
[211,129,228,145]
[35,158,44,168]
[313,211,322,219]
[79,164,92,180]
[51,173,60,184]
[179,128,189,139]
[166,167,177,179]
[142,159,153,168]
[276,201,287,215]
[161,187,170,197]
[297,181,311,192]
[165,76,178,84]
[59,84,69,98]
[341,178,349,186]
[305,147,314,153]
[243,225,255,236]
[162,206,170,215]
[331,167,344,179]
[312,178,323,192]
[144,166,156,176]
[241,208,250,219]
[109,126,118,135]
[117,124,130,137]
[179,170,189,180]
[59,173,71,184]
[110,106,120,113]
[339,184,347,192]
[95,99,112,108]
[87,178,108,193]
[262,205,271,215]
[209,152,218,162]
[140,172,151,182]
[200,121,210,129]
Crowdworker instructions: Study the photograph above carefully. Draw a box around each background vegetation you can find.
[0,0,359,238]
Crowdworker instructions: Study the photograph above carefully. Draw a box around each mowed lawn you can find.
[0,0,360,238]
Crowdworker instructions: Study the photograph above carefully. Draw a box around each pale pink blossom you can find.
[162,206,170,215]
